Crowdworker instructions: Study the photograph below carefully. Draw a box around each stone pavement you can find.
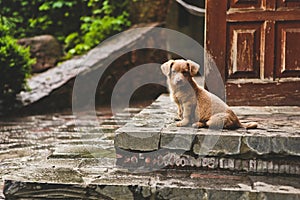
[0,107,136,199]
[2,95,300,199]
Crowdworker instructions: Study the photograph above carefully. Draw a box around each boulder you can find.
[18,35,63,73]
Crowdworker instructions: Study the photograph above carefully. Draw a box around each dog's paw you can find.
[176,119,189,127]
[176,122,184,127]
[192,122,206,128]
[174,116,182,121]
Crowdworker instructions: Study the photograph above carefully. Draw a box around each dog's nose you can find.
[174,75,183,85]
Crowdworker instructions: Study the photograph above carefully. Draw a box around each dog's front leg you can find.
[176,103,192,127]
[176,104,183,121]
[175,100,183,121]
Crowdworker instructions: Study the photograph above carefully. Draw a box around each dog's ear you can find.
[187,60,200,76]
[161,60,174,76]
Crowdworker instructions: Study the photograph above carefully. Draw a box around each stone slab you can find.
[242,135,300,156]
[16,23,163,108]
[115,94,300,159]
[50,144,116,159]
[193,134,242,156]
[115,127,161,151]
[3,166,300,199]
[160,132,195,151]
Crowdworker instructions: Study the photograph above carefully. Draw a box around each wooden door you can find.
[205,0,300,106]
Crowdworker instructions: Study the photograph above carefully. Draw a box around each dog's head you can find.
[161,59,200,86]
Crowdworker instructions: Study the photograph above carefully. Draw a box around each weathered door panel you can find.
[229,0,263,9]
[206,0,300,105]
[275,22,300,78]
[276,0,300,9]
[227,22,262,79]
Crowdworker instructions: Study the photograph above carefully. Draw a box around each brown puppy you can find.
[161,59,257,129]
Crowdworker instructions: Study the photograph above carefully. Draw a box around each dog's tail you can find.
[241,122,258,129]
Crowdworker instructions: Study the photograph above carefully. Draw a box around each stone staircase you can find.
[115,95,300,175]
[3,95,300,199]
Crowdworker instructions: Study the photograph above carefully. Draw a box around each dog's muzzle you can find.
[174,73,186,85]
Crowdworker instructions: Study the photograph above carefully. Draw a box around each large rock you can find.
[18,35,63,73]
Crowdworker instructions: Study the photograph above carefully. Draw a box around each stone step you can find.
[3,96,300,199]
[116,148,300,175]
[115,94,300,175]
[3,162,300,199]
[1,106,143,199]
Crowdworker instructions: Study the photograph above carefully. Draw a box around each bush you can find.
[64,0,131,56]
[0,23,35,112]
[0,0,132,56]
[0,0,85,40]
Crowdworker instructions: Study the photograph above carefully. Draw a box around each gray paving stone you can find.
[194,134,242,156]
[243,136,272,155]
[115,127,161,151]
[94,186,134,200]
[160,133,195,151]
[160,128,197,151]
[156,188,206,200]
[285,137,300,156]
[50,144,116,159]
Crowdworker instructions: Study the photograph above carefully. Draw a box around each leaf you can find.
[52,1,64,9]
[65,1,76,7]
[68,48,77,55]
[21,1,29,6]
[81,16,92,23]
[39,3,51,11]
[92,9,102,15]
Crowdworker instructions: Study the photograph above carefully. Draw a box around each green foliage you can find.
[0,23,35,111]
[65,0,131,56]
[0,0,87,40]
[0,0,132,56]
[0,0,133,111]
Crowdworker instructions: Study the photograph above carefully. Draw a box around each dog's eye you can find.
[182,71,189,76]
[171,70,176,74]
